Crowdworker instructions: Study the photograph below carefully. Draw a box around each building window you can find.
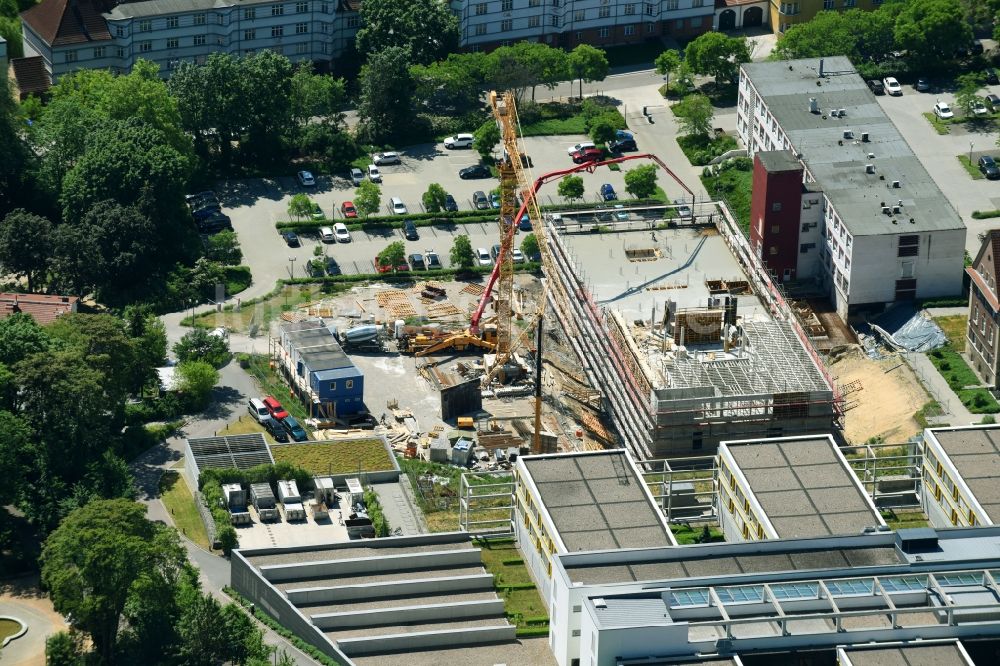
[624,3,636,14]
[296,22,308,33]
[573,9,585,20]
[645,3,654,14]
[501,0,513,10]
[501,18,512,30]
[528,14,540,27]
[163,16,177,28]
[346,380,354,389]
[646,21,655,32]
[347,15,359,27]
[194,13,206,24]
[244,29,256,40]
[138,19,151,32]
[271,4,284,15]
[475,23,487,35]
[296,42,308,54]
[599,6,610,18]
[898,234,919,257]
[117,46,126,57]
[194,34,206,45]
[167,37,178,48]
[665,0,677,8]
[691,0,702,6]
[771,224,780,234]
[217,13,224,24]
[529,0,540,6]
[599,27,609,37]
[296,0,308,11]
[823,0,834,6]
[771,202,782,212]
[65,51,77,63]
[329,382,337,391]
[139,41,152,52]
[272,25,283,36]
[770,246,778,255]
[244,7,255,18]
[624,24,634,34]
[115,26,124,37]
[93,46,105,58]
[550,14,560,26]
[476,2,487,13]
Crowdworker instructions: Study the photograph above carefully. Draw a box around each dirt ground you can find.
[828,347,927,444]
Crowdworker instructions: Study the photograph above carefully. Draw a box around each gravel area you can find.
[246,539,472,567]
[275,565,488,591]
[325,616,508,640]
[299,590,500,615]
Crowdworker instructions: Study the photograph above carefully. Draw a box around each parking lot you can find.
[214,133,695,286]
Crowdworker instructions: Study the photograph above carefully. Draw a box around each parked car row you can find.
[185,191,232,234]
[248,396,308,442]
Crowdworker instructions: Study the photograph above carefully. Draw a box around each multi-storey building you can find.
[19,0,714,85]
[769,0,884,35]
[967,230,1000,388]
[738,57,966,319]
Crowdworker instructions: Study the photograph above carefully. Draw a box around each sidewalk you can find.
[903,351,977,426]
[372,478,426,535]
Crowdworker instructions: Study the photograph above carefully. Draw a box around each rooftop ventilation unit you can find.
[892,205,901,214]
[882,206,892,215]
[843,130,854,139]
[838,108,846,117]
[861,132,870,142]
[808,97,819,114]
[867,152,875,159]
[865,164,876,174]
[892,180,901,188]
[897,199,903,207]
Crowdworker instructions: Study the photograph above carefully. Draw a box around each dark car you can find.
[518,214,532,232]
[444,194,459,212]
[868,79,885,95]
[403,220,419,240]
[972,39,984,56]
[281,231,300,247]
[988,94,1000,111]
[490,243,502,262]
[609,138,637,153]
[408,253,426,270]
[191,204,222,220]
[980,156,1000,180]
[264,417,288,442]
[459,165,492,179]
[599,184,618,201]
[281,415,308,442]
[987,70,1000,85]
[197,213,232,234]
[325,258,341,276]
[473,191,489,210]
[189,195,220,211]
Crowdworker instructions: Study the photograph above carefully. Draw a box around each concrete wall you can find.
[261,548,482,582]
[311,599,505,629]
[286,573,495,605]
[337,625,517,657]
[236,530,468,559]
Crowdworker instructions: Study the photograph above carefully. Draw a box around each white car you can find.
[297,170,316,186]
[390,196,407,215]
[567,141,596,155]
[367,164,382,183]
[512,248,526,264]
[674,199,692,218]
[476,247,492,266]
[933,100,954,119]
[372,152,401,165]
[349,168,364,186]
[882,76,902,96]
[333,222,351,243]
[613,204,630,221]
[319,226,335,242]
[972,99,989,116]
[444,133,474,149]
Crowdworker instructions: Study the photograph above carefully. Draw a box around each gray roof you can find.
[724,437,882,539]
[742,57,964,237]
[929,427,1000,523]
[591,596,670,629]
[840,642,972,666]
[298,344,353,372]
[757,150,803,174]
[521,451,673,552]
[105,0,298,19]
[186,433,274,474]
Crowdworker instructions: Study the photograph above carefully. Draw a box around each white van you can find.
[444,133,474,149]
[248,398,270,423]
[390,197,407,215]
[320,226,335,242]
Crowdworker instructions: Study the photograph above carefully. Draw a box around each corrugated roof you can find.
[22,0,113,46]
[10,57,52,99]
[0,292,77,324]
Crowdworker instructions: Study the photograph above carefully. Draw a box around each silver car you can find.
[350,168,364,185]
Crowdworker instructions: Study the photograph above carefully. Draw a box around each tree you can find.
[288,193,313,221]
[176,593,268,665]
[356,0,459,65]
[205,230,243,265]
[624,164,659,200]
[774,11,861,60]
[354,180,382,219]
[175,360,219,409]
[0,209,52,292]
[45,631,86,666]
[174,328,231,368]
[568,44,609,99]
[673,94,714,137]
[473,119,500,162]
[411,56,484,114]
[357,46,414,142]
[377,241,407,271]
[41,499,187,664]
[655,50,682,88]
[589,114,618,144]
[557,175,585,203]
[895,0,972,66]
[684,32,751,85]
[422,183,448,213]
[520,233,540,260]
[956,72,986,115]
[450,234,476,269]
[289,62,346,128]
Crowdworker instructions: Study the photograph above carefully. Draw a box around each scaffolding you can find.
[458,470,516,535]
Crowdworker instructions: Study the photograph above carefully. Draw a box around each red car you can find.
[340,201,358,218]
[571,147,603,164]
[374,253,410,273]
[262,395,289,421]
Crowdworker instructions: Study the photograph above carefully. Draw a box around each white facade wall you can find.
[796,190,823,279]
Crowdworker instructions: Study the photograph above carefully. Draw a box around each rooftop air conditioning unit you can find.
[882,206,891,215]
[865,164,876,174]
[838,108,846,117]
[861,132,870,142]
[892,180,901,188]
[843,130,854,139]
[892,205,901,214]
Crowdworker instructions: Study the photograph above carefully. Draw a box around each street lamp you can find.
[288,256,297,279]
[970,141,975,164]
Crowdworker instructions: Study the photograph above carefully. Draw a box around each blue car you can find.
[518,213,532,231]
[615,130,634,141]
[281,415,308,442]
[599,184,618,201]
[490,192,501,209]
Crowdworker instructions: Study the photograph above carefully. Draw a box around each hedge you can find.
[497,583,539,591]
[277,209,494,231]
[364,488,390,537]
[972,210,1000,219]
[515,626,551,637]
[198,462,313,492]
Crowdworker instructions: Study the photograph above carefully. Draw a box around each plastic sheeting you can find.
[870,304,947,353]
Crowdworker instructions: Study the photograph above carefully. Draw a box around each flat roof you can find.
[297,345,354,372]
[757,150,802,173]
[520,450,674,552]
[186,433,273,473]
[839,642,973,666]
[741,57,964,237]
[927,426,1000,523]
[723,436,883,539]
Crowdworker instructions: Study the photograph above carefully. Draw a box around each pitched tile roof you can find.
[10,57,52,99]
[0,293,79,325]
[21,0,113,47]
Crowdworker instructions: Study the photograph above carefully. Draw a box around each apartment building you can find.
[919,425,1000,530]
[19,0,714,85]
[770,0,885,35]
[967,230,1000,388]
[738,57,966,319]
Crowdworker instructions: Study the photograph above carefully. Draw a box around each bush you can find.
[217,526,238,555]
[174,328,231,368]
[972,210,1000,219]
[364,488,390,537]
[224,265,252,296]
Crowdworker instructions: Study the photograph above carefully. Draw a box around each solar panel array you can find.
[187,433,274,475]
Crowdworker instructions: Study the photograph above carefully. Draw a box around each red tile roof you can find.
[10,57,52,99]
[0,293,79,325]
[21,0,112,47]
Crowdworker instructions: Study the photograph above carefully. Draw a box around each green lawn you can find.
[520,116,588,136]
[0,618,23,643]
[270,439,395,475]
[676,134,738,167]
[927,346,1000,413]
[476,538,548,633]
[913,400,945,428]
[670,523,724,544]
[880,509,929,530]
[922,112,951,135]
[935,315,968,351]
[957,155,985,180]
[701,165,753,233]
[244,354,311,422]
[159,471,212,550]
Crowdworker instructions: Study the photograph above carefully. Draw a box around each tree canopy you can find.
[624,164,659,199]
[568,45,609,99]
[357,46,415,142]
[356,0,459,65]
[684,33,751,84]
[451,234,476,269]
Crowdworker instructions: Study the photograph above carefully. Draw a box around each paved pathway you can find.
[372,479,425,536]
[903,351,978,426]
[0,577,67,666]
